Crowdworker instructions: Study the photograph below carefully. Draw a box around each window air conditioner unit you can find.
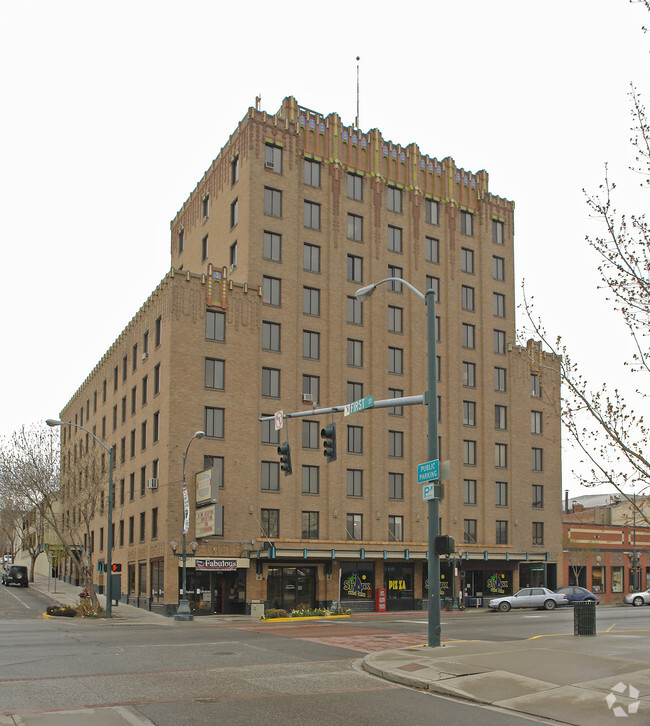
[147,478,158,490]
[303,394,314,404]
[265,161,274,169]
[142,352,148,361]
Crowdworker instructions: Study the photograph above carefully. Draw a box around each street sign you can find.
[423,483,437,501]
[344,395,374,417]
[418,459,439,483]
[274,411,284,431]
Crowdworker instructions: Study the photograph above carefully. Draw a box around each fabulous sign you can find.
[194,559,237,571]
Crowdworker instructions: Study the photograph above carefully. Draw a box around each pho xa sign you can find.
[195,503,224,538]
[195,466,220,507]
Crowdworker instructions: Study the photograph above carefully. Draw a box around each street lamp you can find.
[354,277,441,648]
[174,430,205,621]
[46,418,115,618]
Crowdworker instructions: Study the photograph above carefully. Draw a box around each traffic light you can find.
[434,535,455,556]
[277,441,292,476]
[111,563,122,573]
[321,423,337,463]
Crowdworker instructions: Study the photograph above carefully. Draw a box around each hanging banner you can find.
[182,483,190,535]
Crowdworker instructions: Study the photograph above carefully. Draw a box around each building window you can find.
[532,522,544,546]
[154,364,161,395]
[230,241,238,268]
[387,265,403,292]
[463,479,477,505]
[302,465,319,495]
[387,186,402,213]
[262,321,281,352]
[494,330,506,355]
[264,187,282,217]
[203,456,224,486]
[347,381,363,403]
[531,410,543,434]
[304,158,320,187]
[129,473,135,501]
[303,287,320,316]
[532,484,544,509]
[141,376,148,406]
[178,229,184,254]
[300,244,321,274]
[263,231,282,261]
[304,200,321,230]
[206,310,226,341]
[425,198,439,225]
[122,355,128,382]
[464,519,477,544]
[426,236,439,263]
[231,155,239,185]
[496,481,508,507]
[205,358,225,389]
[388,347,403,374]
[347,173,363,201]
[202,195,210,221]
[128,516,134,545]
[492,219,504,244]
[611,566,624,593]
[347,254,363,282]
[348,213,363,241]
[153,411,159,443]
[261,417,280,446]
[495,404,507,430]
[463,440,477,466]
[261,463,280,493]
[388,430,404,458]
[460,210,474,236]
[494,367,507,392]
[347,339,363,367]
[461,285,475,312]
[463,400,476,427]
[263,276,281,306]
[151,507,158,540]
[388,515,403,542]
[495,443,508,469]
[346,513,363,540]
[202,235,208,261]
[388,305,403,333]
[496,520,508,545]
[130,429,136,458]
[461,247,474,273]
[261,508,279,538]
[302,330,320,359]
[462,323,475,349]
[425,275,440,302]
[347,425,363,454]
[230,198,239,228]
[262,368,280,397]
[389,472,404,500]
[462,362,476,388]
[264,144,282,173]
[388,387,404,416]
[139,512,146,542]
[205,407,224,438]
[301,511,319,539]
[387,225,402,253]
[493,293,506,318]
[531,373,542,397]
[493,256,505,281]
[532,448,544,472]
[302,374,320,404]
[347,469,363,497]
[302,420,319,449]
[131,386,137,415]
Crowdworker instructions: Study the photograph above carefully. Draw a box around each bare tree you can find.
[0,423,105,611]
[523,3,650,525]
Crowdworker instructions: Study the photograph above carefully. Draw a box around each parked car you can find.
[2,564,29,587]
[623,589,650,606]
[555,586,599,605]
[488,587,568,612]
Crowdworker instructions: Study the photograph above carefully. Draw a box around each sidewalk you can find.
[363,631,650,724]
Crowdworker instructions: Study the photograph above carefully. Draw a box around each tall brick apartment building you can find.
[57,96,562,615]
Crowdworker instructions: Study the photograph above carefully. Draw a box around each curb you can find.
[260,614,351,623]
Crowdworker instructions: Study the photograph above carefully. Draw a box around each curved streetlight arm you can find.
[354,277,426,302]
[46,419,110,455]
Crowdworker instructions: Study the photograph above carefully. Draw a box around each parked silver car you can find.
[623,589,650,606]
[488,587,568,612]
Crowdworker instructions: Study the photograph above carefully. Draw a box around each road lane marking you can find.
[3,588,31,609]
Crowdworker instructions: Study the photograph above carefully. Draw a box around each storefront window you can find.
[384,563,414,611]
[150,558,164,603]
[592,566,605,594]
[127,563,136,595]
[267,566,316,611]
[611,566,623,593]
[138,560,147,596]
[340,561,374,601]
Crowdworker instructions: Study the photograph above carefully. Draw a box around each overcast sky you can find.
[1,1,648,496]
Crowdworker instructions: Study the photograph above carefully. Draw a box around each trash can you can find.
[250,600,265,619]
[574,600,597,636]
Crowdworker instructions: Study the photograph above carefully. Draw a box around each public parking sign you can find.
[417,459,439,483]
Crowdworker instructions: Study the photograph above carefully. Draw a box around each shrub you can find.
[290,607,327,618]
[263,608,289,619]
[46,605,77,617]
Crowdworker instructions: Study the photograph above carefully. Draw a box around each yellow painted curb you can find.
[261,614,351,623]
